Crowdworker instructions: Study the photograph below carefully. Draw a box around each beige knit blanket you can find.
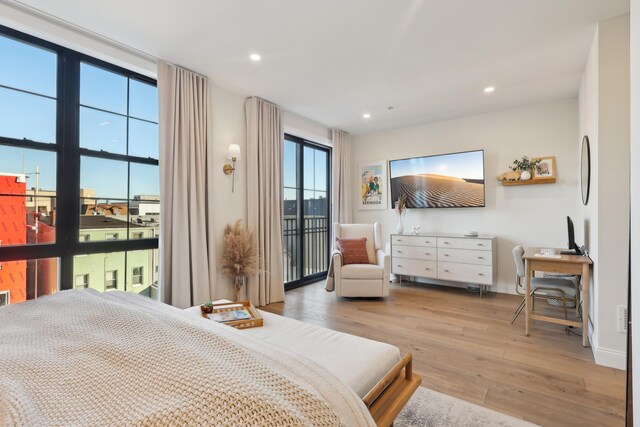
[0,290,374,427]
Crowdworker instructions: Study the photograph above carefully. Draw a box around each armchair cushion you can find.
[334,224,376,264]
[341,264,384,279]
[337,238,371,265]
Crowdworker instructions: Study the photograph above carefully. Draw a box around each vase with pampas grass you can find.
[221,220,258,301]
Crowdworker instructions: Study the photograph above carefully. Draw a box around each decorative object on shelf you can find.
[464,230,478,237]
[395,194,407,234]
[531,156,556,180]
[581,137,591,205]
[497,171,521,182]
[221,220,258,301]
[358,160,388,210]
[508,156,541,181]
[411,226,421,235]
[500,155,557,186]
[223,144,241,192]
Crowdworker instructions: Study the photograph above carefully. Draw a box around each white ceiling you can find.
[8,0,630,135]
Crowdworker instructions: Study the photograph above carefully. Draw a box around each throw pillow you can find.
[337,238,370,265]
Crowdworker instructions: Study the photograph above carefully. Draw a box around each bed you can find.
[184,302,422,425]
[0,290,420,426]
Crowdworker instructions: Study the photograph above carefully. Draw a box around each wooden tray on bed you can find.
[200,300,263,329]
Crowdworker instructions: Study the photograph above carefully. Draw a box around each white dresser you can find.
[391,234,497,295]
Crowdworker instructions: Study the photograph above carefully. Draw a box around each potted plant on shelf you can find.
[395,193,408,234]
[509,156,541,181]
[221,220,258,301]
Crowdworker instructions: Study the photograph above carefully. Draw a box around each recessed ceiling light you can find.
[363,113,371,119]
[250,53,261,61]
[484,86,495,93]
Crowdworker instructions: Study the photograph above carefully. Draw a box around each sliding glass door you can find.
[283,134,330,290]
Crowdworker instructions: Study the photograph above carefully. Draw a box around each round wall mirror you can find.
[581,135,591,205]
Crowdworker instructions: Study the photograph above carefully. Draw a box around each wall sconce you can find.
[223,144,241,192]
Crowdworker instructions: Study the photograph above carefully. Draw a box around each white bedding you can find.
[184,301,401,398]
[0,290,375,427]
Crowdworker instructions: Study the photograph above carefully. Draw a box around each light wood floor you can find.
[262,281,626,427]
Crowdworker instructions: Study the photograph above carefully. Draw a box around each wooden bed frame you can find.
[363,353,422,426]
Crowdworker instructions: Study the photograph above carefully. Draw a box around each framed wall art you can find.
[358,161,387,210]
[532,156,557,180]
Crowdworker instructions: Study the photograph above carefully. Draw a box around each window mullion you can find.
[57,51,81,289]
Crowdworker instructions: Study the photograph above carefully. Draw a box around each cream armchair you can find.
[332,222,390,297]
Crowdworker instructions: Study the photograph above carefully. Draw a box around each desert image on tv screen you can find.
[389,150,485,208]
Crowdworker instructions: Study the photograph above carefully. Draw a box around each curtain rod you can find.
[1,0,208,79]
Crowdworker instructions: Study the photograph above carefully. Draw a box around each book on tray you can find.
[200,300,263,329]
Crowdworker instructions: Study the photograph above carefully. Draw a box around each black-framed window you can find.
[132,266,143,286]
[282,134,330,291]
[74,274,89,289]
[0,291,9,306]
[0,25,159,303]
[105,270,117,290]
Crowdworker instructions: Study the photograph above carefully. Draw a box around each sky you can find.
[0,34,159,197]
[389,150,484,180]
[283,139,328,201]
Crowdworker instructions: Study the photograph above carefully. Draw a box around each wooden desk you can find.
[523,247,593,347]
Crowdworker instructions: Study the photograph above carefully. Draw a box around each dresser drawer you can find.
[438,248,492,266]
[393,259,437,278]
[438,262,492,285]
[392,245,436,260]
[391,235,436,247]
[437,237,492,251]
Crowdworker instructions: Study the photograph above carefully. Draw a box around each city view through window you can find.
[0,28,159,306]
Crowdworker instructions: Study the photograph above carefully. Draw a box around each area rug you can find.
[395,386,539,427]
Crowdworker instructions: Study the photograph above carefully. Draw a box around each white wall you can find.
[283,110,332,147]
[631,1,640,423]
[578,14,630,370]
[631,0,640,420]
[209,85,248,300]
[351,98,579,295]
[578,29,600,358]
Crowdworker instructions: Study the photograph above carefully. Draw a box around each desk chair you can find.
[510,246,578,326]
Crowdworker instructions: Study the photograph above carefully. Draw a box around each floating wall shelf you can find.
[500,177,557,186]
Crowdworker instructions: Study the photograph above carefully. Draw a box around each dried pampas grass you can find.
[221,220,258,276]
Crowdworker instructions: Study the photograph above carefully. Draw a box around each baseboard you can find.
[588,324,626,370]
[592,345,626,370]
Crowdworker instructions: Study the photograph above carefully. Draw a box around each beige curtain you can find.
[331,129,353,225]
[245,97,285,306]
[158,61,215,309]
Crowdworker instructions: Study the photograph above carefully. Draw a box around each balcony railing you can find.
[283,216,328,284]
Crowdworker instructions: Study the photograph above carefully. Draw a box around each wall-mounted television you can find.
[389,149,485,209]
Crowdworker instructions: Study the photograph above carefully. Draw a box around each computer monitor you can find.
[563,216,583,255]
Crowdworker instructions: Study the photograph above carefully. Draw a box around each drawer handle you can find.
[425,268,430,271]
[478,273,484,276]
[478,256,484,259]
[444,269,450,273]
[444,254,450,257]
[397,251,403,254]
[477,243,484,246]
[444,242,450,245]
[397,265,403,267]
[397,239,402,242]
[424,241,431,244]
[425,253,431,256]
